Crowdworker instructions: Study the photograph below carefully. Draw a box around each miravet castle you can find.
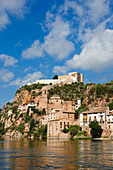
[28,72,84,85]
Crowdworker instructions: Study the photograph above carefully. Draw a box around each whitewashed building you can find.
[107,111,113,131]
[80,107,109,126]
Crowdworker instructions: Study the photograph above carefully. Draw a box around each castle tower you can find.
[80,74,83,83]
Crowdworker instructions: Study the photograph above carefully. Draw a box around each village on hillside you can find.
[1,72,113,139]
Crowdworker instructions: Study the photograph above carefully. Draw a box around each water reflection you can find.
[0,138,113,169]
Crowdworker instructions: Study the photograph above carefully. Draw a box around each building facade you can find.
[80,107,109,126]
[47,118,74,138]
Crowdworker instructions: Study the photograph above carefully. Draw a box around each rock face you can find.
[109,132,113,139]
[3,130,27,139]
[15,90,31,104]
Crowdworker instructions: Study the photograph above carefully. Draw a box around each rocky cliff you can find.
[1,80,113,138]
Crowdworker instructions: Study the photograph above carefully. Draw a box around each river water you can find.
[0,138,113,169]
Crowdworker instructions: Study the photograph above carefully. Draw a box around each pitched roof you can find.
[81,107,109,114]
[48,118,73,122]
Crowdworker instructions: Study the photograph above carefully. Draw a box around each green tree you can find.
[89,121,103,138]
[62,128,69,133]
[75,110,79,119]
[0,122,5,135]
[38,124,47,139]
[108,102,113,110]
[17,123,25,134]
[29,118,35,133]
[53,75,58,79]
[69,125,80,137]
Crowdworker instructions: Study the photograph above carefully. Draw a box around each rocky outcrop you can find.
[15,90,31,104]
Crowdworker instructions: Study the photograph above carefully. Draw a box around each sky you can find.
[0,0,113,108]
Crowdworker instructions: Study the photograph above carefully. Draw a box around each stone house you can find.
[47,118,74,138]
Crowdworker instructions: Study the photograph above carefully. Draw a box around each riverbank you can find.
[93,137,112,141]
[74,137,92,140]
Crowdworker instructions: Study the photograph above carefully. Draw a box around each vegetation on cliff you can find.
[14,80,113,112]
[48,82,86,101]
[16,83,47,94]
[48,81,113,111]
[1,80,113,138]
[0,105,47,139]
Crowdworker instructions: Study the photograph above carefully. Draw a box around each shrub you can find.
[106,98,109,102]
[38,124,47,139]
[0,122,6,135]
[108,102,113,110]
[77,131,87,137]
[89,121,103,138]
[11,105,18,114]
[53,75,58,79]
[29,118,35,133]
[25,115,30,123]
[75,110,79,119]
[69,125,80,137]
[17,123,25,134]
[62,128,69,133]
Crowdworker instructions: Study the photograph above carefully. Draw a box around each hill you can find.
[1,80,113,138]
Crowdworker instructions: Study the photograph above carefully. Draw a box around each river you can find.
[0,138,113,169]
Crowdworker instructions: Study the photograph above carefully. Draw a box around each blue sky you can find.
[0,0,113,108]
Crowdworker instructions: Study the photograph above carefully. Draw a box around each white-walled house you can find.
[107,111,113,131]
[80,107,109,126]
[107,111,113,123]
[18,103,37,113]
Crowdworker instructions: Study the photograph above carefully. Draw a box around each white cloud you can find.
[9,71,43,87]
[53,29,113,73]
[43,16,75,60]
[60,0,111,43]
[0,54,18,67]
[22,40,44,59]
[79,0,111,41]
[87,0,110,24]
[60,0,83,17]
[53,66,67,74]
[0,69,14,82]
[24,66,36,73]
[22,16,75,60]
[0,0,28,30]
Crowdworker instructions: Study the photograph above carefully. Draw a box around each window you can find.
[89,116,91,123]
[94,116,96,121]
[67,122,69,128]
[60,122,62,128]
[64,122,65,128]
[100,116,103,123]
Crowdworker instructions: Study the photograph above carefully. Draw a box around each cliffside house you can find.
[107,110,113,131]
[80,107,109,126]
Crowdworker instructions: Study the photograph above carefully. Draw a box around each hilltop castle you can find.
[28,72,83,85]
